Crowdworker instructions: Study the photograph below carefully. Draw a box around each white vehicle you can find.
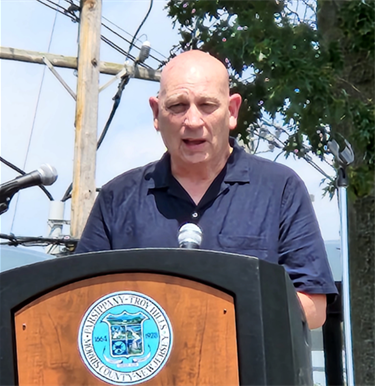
[0,245,54,272]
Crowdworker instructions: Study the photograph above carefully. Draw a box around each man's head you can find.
[149,50,242,174]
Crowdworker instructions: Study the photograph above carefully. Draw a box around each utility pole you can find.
[0,6,162,245]
[71,0,102,238]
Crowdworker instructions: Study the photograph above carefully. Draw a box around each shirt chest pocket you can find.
[218,234,268,259]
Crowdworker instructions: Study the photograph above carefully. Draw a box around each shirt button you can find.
[192,212,199,219]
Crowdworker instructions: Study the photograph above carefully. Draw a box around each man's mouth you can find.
[182,139,206,146]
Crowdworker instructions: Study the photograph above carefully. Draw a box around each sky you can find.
[1,0,340,252]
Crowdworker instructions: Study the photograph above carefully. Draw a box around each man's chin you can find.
[182,153,209,165]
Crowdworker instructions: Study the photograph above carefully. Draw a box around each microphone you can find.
[0,164,58,201]
[178,223,202,249]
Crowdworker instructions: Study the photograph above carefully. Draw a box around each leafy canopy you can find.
[166,0,374,198]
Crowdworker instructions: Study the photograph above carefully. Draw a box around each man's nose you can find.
[183,105,203,129]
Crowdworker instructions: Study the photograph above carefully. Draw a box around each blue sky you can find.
[1,0,340,248]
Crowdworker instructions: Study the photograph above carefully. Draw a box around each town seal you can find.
[78,291,173,385]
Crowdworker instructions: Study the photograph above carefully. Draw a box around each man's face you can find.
[150,55,241,170]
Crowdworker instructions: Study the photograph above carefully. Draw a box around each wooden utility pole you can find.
[0,9,162,242]
[71,0,102,238]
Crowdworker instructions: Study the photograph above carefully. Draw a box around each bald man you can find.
[76,51,337,329]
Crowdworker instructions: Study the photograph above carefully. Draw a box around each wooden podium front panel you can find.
[15,273,238,386]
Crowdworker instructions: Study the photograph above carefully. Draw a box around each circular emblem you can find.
[78,291,173,385]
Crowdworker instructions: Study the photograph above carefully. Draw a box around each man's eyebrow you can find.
[164,93,188,103]
[163,93,220,105]
[199,95,220,103]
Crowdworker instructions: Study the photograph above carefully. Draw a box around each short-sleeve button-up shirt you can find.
[76,139,337,298]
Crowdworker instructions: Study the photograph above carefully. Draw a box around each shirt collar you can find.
[224,137,251,183]
[146,136,250,189]
[145,152,170,189]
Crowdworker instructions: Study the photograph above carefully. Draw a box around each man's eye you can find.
[200,103,217,113]
[168,103,187,113]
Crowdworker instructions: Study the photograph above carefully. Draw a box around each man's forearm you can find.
[297,292,327,329]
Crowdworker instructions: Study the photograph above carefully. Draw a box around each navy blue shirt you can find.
[76,139,337,297]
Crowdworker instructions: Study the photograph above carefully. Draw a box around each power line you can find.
[61,0,156,202]
[101,24,152,69]
[0,233,78,248]
[102,15,167,62]
[10,2,59,233]
[127,0,153,58]
[37,0,167,67]
[37,0,140,63]
[37,0,76,21]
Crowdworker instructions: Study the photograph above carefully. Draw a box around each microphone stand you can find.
[0,184,17,215]
[0,198,11,215]
[328,139,355,386]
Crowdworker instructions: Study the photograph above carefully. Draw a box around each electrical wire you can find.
[37,0,140,63]
[38,0,166,67]
[253,127,335,181]
[273,150,285,162]
[42,0,68,14]
[37,0,77,22]
[100,35,152,69]
[0,157,54,201]
[60,74,130,202]
[61,0,155,202]
[97,76,131,150]
[97,0,154,151]
[102,15,167,63]
[0,233,78,248]
[0,156,27,176]
[96,0,154,160]
[101,26,152,70]
[9,2,59,233]
[126,0,153,58]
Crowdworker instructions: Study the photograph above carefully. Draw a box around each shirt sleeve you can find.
[278,172,338,300]
[74,189,112,253]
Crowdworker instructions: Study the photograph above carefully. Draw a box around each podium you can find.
[0,249,313,385]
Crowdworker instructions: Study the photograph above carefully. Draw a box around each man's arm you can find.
[297,292,327,329]
[75,191,112,253]
[277,171,336,329]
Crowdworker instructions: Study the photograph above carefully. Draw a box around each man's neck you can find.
[170,146,232,205]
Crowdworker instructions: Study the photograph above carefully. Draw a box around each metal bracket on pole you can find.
[45,200,66,255]
[42,56,77,100]
[328,138,355,386]
[99,67,127,93]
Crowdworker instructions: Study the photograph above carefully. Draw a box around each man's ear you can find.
[149,96,160,131]
[228,93,242,131]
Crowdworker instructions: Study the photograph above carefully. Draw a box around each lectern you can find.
[0,249,313,386]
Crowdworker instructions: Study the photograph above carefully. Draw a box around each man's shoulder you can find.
[101,160,159,193]
[236,146,300,181]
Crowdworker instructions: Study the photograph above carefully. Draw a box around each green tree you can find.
[166,1,374,384]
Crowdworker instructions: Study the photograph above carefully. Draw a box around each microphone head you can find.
[178,223,202,249]
[37,164,58,185]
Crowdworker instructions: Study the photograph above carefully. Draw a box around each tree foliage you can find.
[166,0,374,198]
